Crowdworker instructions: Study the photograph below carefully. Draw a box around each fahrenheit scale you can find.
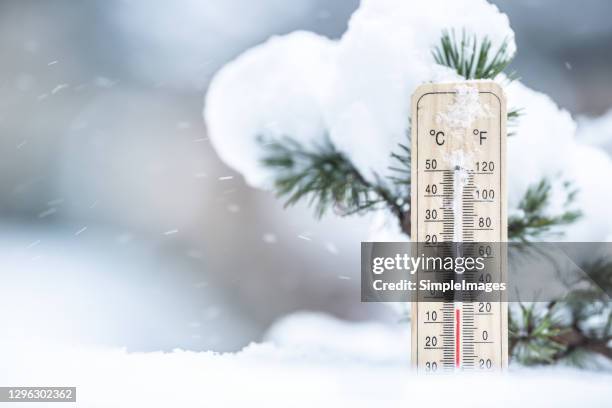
[410,82,508,372]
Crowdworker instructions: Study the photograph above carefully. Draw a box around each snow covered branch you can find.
[204,0,612,366]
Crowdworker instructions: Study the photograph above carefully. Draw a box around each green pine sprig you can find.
[509,179,582,241]
[509,301,567,365]
[432,29,522,131]
[260,136,405,219]
[510,259,612,366]
[432,29,516,81]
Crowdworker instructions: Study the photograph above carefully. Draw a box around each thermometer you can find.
[410,82,508,372]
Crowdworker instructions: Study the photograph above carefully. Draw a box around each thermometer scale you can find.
[410,82,508,372]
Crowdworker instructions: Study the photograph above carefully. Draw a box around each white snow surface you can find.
[577,108,612,155]
[205,31,336,188]
[437,84,492,130]
[205,0,512,188]
[505,81,612,240]
[205,0,612,241]
[4,312,612,407]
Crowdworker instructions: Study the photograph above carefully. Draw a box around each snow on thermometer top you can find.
[410,82,508,372]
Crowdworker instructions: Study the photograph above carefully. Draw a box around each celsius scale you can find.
[410,82,508,372]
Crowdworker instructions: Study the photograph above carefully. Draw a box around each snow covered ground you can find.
[2,312,611,407]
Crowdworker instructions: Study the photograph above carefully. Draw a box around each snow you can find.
[435,85,477,244]
[0,223,259,353]
[205,0,513,188]
[506,81,612,240]
[436,85,492,130]
[204,31,336,188]
[577,108,612,155]
[266,312,410,363]
[2,312,611,407]
[204,0,612,241]
[324,0,512,185]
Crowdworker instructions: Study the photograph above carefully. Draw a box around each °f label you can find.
[410,82,508,372]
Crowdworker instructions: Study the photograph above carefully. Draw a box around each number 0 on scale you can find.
[410,82,508,372]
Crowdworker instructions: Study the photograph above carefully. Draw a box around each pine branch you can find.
[510,259,612,366]
[507,107,523,121]
[260,136,406,221]
[508,178,582,242]
[508,107,523,137]
[509,302,610,367]
[388,142,412,233]
[388,143,411,186]
[432,29,515,81]
[551,324,612,363]
[258,29,608,367]
[433,29,522,130]
[509,301,567,365]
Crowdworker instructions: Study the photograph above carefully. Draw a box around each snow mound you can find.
[324,0,511,182]
[204,0,612,240]
[577,108,612,155]
[205,31,336,188]
[3,312,611,407]
[205,0,513,188]
[506,81,612,240]
[265,311,410,364]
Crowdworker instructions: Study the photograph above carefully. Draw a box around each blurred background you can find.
[1,0,611,353]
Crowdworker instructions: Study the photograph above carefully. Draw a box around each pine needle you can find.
[508,178,582,241]
[432,29,515,80]
[260,136,403,218]
[433,29,521,127]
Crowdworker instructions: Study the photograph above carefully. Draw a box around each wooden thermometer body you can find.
[410,82,508,372]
